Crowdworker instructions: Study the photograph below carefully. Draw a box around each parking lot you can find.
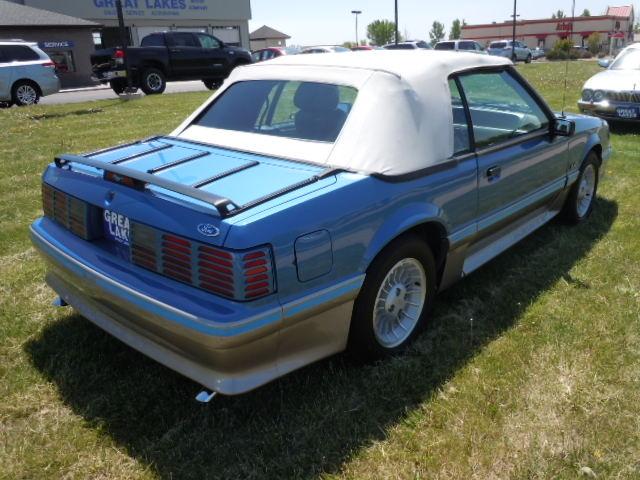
[1,60,639,479]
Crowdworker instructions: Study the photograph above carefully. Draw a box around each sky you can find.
[248,0,637,46]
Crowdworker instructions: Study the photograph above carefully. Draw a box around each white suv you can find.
[0,40,60,107]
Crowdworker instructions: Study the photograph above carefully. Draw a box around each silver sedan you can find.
[579,44,640,121]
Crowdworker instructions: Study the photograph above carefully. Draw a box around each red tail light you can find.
[130,226,275,301]
[42,182,276,301]
[42,183,101,240]
[113,49,125,59]
[42,61,56,68]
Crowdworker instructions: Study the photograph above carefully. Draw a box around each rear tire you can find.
[203,79,222,90]
[525,53,532,63]
[561,152,599,224]
[12,81,39,106]
[0,101,12,108]
[349,234,437,360]
[109,79,127,95]
[140,68,166,95]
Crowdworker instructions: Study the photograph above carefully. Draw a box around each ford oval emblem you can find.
[197,223,220,237]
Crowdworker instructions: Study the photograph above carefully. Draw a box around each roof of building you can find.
[250,25,290,41]
[606,5,633,17]
[0,0,99,27]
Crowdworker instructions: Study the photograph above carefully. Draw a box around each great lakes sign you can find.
[23,0,251,21]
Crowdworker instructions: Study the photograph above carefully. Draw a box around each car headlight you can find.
[593,90,605,102]
[582,89,593,101]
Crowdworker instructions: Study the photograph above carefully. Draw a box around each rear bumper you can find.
[91,70,126,83]
[39,74,60,97]
[30,218,363,395]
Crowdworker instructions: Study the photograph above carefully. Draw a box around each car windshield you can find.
[490,42,507,49]
[194,80,358,142]
[610,48,640,70]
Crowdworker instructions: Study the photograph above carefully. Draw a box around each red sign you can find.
[556,21,573,31]
[611,32,625,38]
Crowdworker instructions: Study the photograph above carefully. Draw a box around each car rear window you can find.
[1,45,40,61]
[458,41,476,50]
[384,43,415,50]
[490,42,507,49]
[435,42,455,50]
[194,80,358,142]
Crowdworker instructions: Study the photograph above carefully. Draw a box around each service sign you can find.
[38,41,75,49]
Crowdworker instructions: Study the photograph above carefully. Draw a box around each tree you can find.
[449,18,463,40]
[587,32,601,54]
[366,19,398,46]
[429,21,446,46]
[581,9,591,16]
[552,10,565,19]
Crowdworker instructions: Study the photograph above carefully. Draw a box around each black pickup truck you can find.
[90,31,252,95]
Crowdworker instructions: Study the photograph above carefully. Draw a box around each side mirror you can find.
[598,58,611,68]
[554,118,576,137]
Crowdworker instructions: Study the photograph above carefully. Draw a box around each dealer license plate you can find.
[103,209,131,258]
[616,107,639,119]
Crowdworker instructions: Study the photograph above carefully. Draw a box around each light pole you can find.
[351,10,362,47]
[511,0,519,61]
[394,0,399,44]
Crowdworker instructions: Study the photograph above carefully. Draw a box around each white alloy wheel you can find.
[373,258,427,348]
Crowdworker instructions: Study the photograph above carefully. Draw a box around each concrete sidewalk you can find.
[41,80,211,105]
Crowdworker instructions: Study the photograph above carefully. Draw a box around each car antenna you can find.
[560,0,577,118]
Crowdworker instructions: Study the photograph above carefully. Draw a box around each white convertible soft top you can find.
[174,51,512,176]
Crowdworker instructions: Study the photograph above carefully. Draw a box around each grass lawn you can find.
[1,60,639,479]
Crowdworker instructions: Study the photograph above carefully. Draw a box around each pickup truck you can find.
[32,51,610,397]
[90,31,252,95]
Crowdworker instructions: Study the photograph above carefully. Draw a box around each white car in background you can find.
[434,40,487,54]
[300,45,350,54]
[579,43,640,121]
[0,39,60,107]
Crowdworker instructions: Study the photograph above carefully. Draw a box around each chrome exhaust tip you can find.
[195,390,217,403]
[52,296,68,307]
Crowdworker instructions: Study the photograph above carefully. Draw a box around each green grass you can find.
[1,61,639,479]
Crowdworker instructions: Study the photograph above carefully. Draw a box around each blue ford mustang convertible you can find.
[31,51,611,396]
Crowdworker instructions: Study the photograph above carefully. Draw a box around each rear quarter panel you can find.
[225,159,478,306]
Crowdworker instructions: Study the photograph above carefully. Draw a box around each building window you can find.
[92,31,103,48]
[48,51,76,73]
[538,38,545,48]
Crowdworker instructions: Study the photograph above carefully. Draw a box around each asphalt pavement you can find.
[40,80,211,105]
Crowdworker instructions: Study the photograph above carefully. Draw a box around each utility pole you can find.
[511,0,517,61]
[115,0,134,94]
[394,0,399,44]
[352,10,362,46]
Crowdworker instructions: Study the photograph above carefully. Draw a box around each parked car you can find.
[487,40,532,63]
[383,40,432,50]
[531,46,546,60]
[31,51,610,397]
[251,46,299,63]
[434,40,487,54]
[579,43,640,121]
[351,45,377,51]
[300,45,350,54]
[0,39,60,107]
[90,31,252,95]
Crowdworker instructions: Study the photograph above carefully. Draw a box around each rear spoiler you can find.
[54,136,340,218]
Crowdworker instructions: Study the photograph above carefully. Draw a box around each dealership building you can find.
[2,0,252,87]
[461,5,634,51]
